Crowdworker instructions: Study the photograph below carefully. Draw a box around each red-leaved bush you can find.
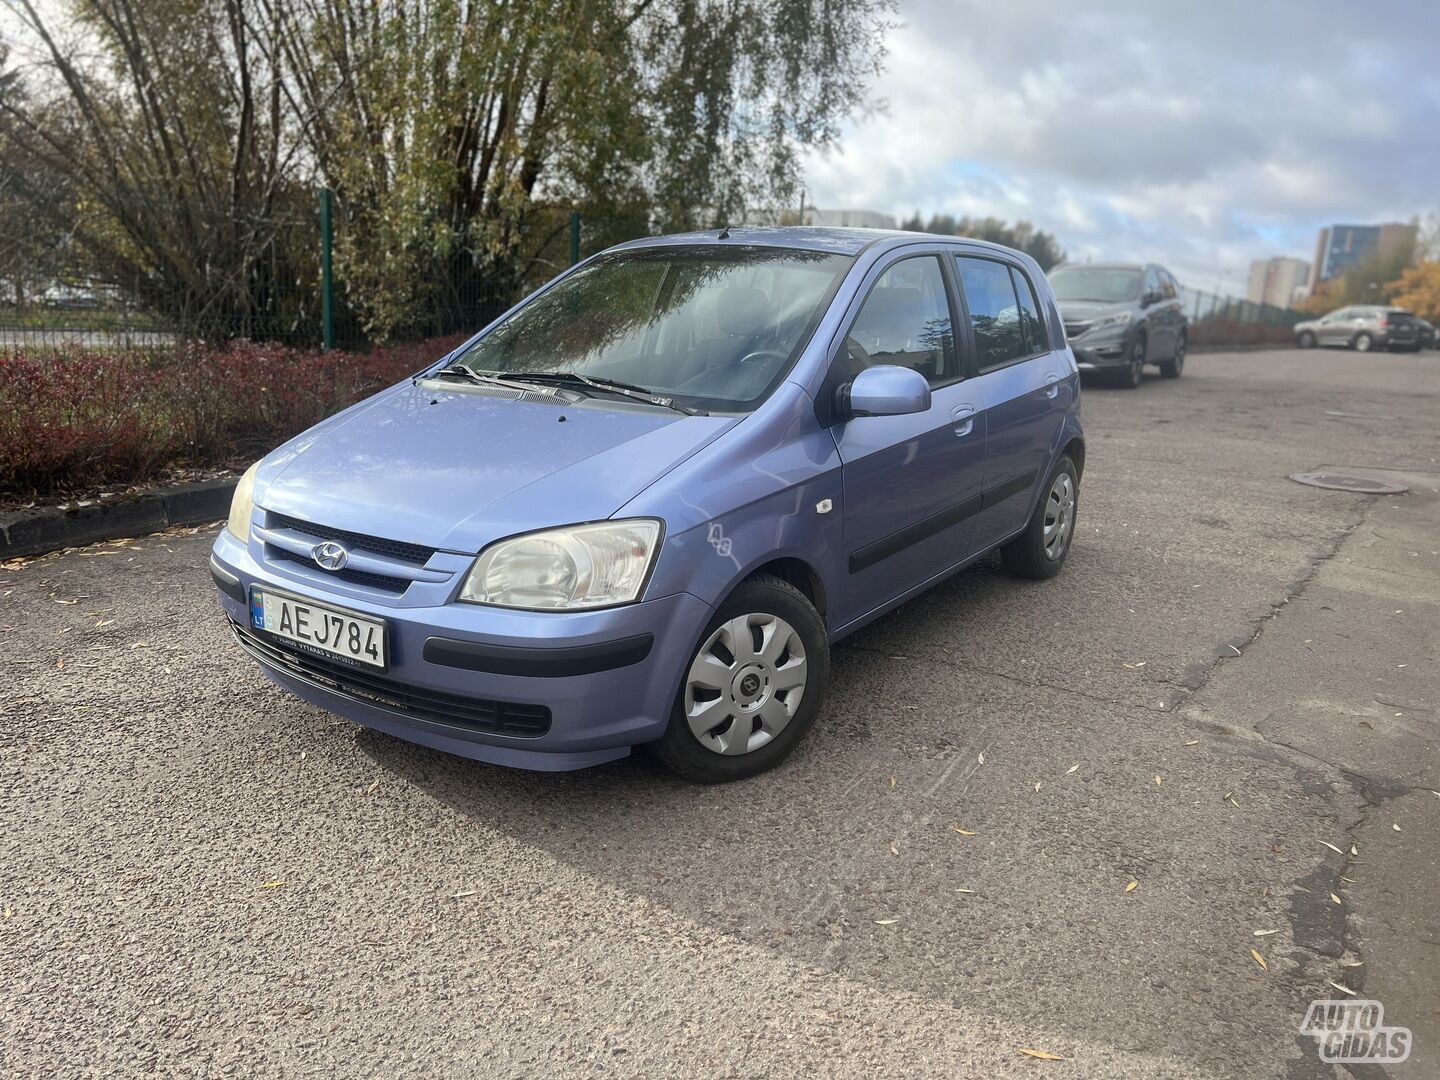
[0,335,469,503]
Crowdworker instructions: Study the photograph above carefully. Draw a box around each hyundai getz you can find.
[211,228,1084,782]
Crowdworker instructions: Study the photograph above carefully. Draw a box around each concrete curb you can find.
[0,478,237,560]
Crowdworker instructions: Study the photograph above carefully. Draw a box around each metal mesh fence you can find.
[0,194,625,355]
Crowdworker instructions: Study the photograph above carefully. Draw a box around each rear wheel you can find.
[1158,332,1186,378]
[1000,455,1079,580]
[1352,333,1374,352]
[653,575,828,783]
[1296,330,1316,349]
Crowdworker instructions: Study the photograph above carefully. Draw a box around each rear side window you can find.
[954,256,1032,370]
[844,255,957,386]
[1010,267,1047,355]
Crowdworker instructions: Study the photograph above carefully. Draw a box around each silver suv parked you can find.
[1293,306,1421,352]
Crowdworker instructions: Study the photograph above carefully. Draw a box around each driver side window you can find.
[845,256,956,387]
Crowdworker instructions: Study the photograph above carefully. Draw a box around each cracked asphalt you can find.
[2,347,1437,1078]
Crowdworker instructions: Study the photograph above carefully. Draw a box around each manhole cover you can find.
[1289,472,1408,494]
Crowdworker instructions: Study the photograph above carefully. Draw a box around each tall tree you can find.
[2,0,894,342]
[901,211,1066,271]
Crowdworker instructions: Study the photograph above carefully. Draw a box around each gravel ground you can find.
[2,347,1437,1078]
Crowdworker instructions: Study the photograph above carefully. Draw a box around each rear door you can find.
[952,252,1072,545]
[829,251,986,625]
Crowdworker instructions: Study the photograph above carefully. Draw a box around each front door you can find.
[830,252,986,626]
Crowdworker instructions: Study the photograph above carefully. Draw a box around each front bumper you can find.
[1070,336,1131,370]
[211,529,712,771]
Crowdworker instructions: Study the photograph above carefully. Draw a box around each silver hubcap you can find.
[1043,472,1076,560]
[684,613,808,756]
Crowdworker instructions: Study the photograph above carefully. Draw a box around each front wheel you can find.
[1353,333,1374,352]
[1113,335,1145,388]
[1000,456,1079,580]
[1158,333,1186,378]
[1296,330,1316,349]
[653,575,829,783]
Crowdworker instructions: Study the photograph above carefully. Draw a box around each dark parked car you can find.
[1415,318,1436,350]
[1292,306,1421,352]
[1049,263,1188,387]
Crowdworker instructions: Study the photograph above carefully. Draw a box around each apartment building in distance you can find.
[1310,222,1418,286]
[1247,256,1311,308]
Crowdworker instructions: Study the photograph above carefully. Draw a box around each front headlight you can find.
[460,519,662,610]
[1090,310,1133,332]
[226,462,260,541]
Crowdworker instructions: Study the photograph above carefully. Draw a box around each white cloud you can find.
[803,0,1440,288]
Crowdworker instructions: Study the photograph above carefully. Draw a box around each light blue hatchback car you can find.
[211,227,1084,781]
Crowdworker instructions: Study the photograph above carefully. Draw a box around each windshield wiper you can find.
[504,370,707,416]
[421,366,563,396]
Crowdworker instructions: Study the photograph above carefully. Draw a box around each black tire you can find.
[1000,455,1079,580]
[1296,330,1316,348]
[1113,334,1145,388]
[652,574,829,783]
[1352,333,1374,353]
[1158,332,1186,378]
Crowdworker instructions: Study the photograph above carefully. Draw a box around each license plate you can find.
[250,587,386,669]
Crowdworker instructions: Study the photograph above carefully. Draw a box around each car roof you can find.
[611,226,1025,259]
[1053,262,1148,271]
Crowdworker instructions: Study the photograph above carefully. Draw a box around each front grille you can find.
[232,621,552,738]
[268,547,409,594]
[267,512,437,565]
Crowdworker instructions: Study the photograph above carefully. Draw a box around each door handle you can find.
[1043,372,1061,399]
[951,404,976,437]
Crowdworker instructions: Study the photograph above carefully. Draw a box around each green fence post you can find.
[570,211,581,266]
[320,187,335,350]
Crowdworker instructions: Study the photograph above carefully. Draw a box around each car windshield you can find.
[451,245,852,412]
[1049,267,1143,304]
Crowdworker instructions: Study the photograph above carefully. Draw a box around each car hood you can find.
[255,382,738,554]
[1057,300,1131,323]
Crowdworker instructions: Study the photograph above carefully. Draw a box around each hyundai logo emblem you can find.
[312,540,349,571]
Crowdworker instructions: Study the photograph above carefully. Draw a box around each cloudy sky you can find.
[801,0,1440,292]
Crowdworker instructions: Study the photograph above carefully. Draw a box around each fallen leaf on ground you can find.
[1066,764,1079,774]
[1251,948,1267,970]
[259,881,285,889]
[1327,980,1356,996]
[1155,775,1163,786]
[1125,881,1138,893]
[874,918,898,925]
[955,888,976,894]
[1184,740,1199,746]
[1253,929,1280,936]
[451,890,477,899]
[1017,1048,1065,1061]
[1330,893,1342,905]
[977,752,985,765]
[951,826,977,836]
[1319,841,1344,854]
[889,776,896,788]
[1392,823,1401,832]
[890,842,899,856]
[1034,782,1042,792]
[366,779,380,794]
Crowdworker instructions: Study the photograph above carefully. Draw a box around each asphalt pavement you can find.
[2,347,1437,1078]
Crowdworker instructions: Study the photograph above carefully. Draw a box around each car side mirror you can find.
[842,365,932,417]
[1142,290,1160,307]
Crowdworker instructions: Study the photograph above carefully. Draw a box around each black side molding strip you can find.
[982,467,1039,510]
[847,467,1041,574]
[424,633,654,678]
[210,556,246,604]
[849,494,983,574]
